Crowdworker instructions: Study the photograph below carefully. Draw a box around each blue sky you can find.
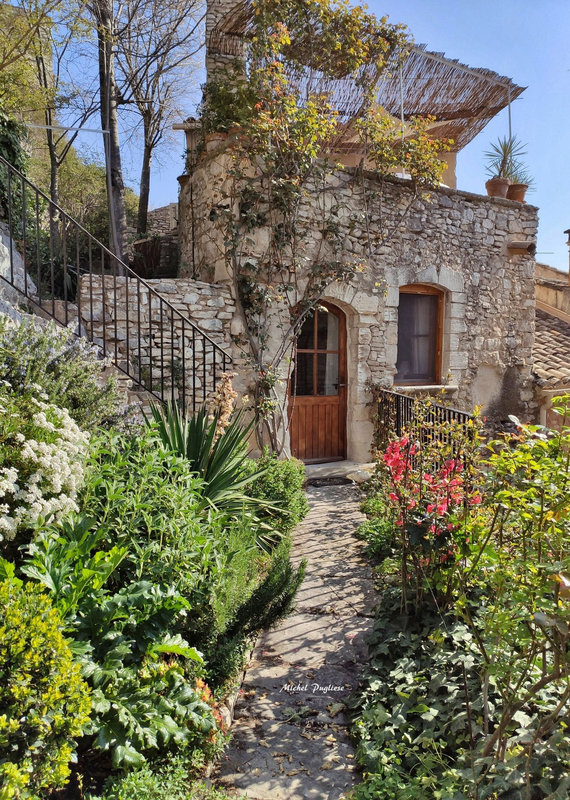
[147,0,570,271]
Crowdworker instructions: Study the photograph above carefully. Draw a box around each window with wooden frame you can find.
[395,284,444,385]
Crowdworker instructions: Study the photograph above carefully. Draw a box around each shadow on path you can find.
[214,484,377,800]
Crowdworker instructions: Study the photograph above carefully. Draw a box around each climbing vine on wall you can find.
[201,0,451,453]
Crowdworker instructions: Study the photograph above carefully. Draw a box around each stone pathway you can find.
[215,483,377,800]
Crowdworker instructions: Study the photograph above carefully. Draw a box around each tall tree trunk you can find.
[36,53,61,253]
[48,145,61,253]
[137,130,152,236]
[43,102,62,255]
[93,0,128,264]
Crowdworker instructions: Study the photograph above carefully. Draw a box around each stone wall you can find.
[132,235,179,279]
[205,0,246,79]
[178,152,539,460]
[178,147,234,282]
[147,203,178,236]
[78,275,235,407]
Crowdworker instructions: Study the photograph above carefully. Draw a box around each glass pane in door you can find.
[297,312,315,350]
[317,307,339,350]
[293,353,314,395]
[317,353,339,395]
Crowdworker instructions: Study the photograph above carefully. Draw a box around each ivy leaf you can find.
[512,710,532,728]
[420,707,439,722]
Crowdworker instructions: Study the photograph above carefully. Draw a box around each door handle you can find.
[338,383,346,388]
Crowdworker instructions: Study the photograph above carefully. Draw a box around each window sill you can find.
[393,384,459,394]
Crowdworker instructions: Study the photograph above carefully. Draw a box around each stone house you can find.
[18,1,538,464]
[0,1,551,467]
[168,0,539,463]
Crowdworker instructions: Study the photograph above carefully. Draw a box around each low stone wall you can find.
[78,276,235,407]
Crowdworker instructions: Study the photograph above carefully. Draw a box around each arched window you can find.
[395,284,444,385]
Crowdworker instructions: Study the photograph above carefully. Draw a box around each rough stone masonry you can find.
[176,150,538,461]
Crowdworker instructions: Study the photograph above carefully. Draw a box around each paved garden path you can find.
[215,482,377,800]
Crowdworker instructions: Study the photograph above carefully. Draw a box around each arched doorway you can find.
[289,302,347,463]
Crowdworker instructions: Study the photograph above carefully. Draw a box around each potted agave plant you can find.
[506,164,533,203]
[484,135,530,199]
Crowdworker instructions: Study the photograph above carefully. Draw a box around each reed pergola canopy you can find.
[208,1,525,153]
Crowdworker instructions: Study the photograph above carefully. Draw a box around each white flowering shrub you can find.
[0,388,89,544]
[0,313,122,429]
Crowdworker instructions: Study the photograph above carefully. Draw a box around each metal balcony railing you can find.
[0,155,232,413]
[376,388,474,466]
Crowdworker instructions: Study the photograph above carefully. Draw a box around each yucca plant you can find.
[146,402,282,540]
[484,134,529,181]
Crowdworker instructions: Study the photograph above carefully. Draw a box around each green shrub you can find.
[78,583,224,769]
[0,578,91,798]
[18,518,225,769]
[353,396,570,799]
[0,388,89,554]
[243,448,309,535]
[91,755,234,800]
[357,493,395,561]
[356,517,394,560]
[353,589,570,799]
[79,427,220,593]
[0,109,26,218]
[79,428,304,690]
[0,314,122,429]
[359,493,389,519]
[205,536,306,687]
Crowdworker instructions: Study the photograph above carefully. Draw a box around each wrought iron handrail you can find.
[376,387,473,450]
[0,155,232,413]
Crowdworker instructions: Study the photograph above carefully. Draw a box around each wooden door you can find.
[289,302,347,463]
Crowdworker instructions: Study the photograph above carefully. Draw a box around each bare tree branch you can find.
[114,0,204,234]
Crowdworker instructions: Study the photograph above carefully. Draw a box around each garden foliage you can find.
[79,425,305,689]
[0,314,122,429]
[0,577,91,799]
[354,397,570,799]
[0,386,89,551]
[146,400,270,516]
[89,756,235,800]
[242,447,309,536]
[0,316,307,793]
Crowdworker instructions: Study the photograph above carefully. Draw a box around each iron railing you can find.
[0,155,232,413]
[377,388,473,450]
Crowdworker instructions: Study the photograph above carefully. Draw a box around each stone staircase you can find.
[0,155,232,414]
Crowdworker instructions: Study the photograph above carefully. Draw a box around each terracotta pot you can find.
[485,177,509,198]
[506,183,529,203]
